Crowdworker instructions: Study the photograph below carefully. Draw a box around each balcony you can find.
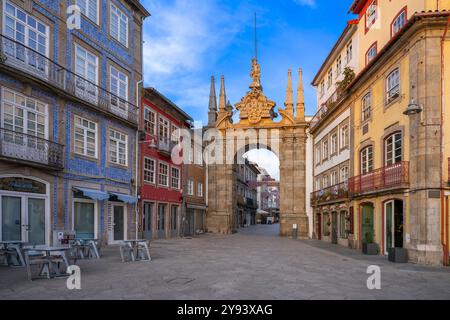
[310,87,345,131]
[0,35,138,125]
[156,137,177,157]
[311,181,349,205]
[349,161,409,197]
[0,128,64,170]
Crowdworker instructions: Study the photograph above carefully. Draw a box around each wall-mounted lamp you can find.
[403,99,423,116]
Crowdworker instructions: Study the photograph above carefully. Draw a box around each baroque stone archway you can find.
[205,58,309,238]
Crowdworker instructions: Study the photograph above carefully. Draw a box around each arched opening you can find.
[232,147,280,235]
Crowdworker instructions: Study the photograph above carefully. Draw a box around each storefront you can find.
[0,176,50,245]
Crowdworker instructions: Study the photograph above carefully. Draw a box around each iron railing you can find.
[310,87,345,131]
[0,127,64,169]
[0,34,138,124]
[311,181,349,205]
[348,161,409,196]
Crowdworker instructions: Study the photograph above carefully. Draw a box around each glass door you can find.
[27,198,45,245]
[361,204,374,245]
[1,196,22,241]
[143,202,153,240]
[157,204,166,239]
[171,205,178,238]
[74,201,95,239]
[113,205,125,241]
[331,212,338,244]
[384,200,404,254]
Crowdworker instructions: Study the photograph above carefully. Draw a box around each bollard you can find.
[292,224,298,239]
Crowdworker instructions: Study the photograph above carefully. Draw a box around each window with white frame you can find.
[336,56,342,76]
[385,132,402,166]
[362,92,372,122]
[143,157,155,183]
[315,178,321,191]
[340,166,349,183]
[187,179,194,196]
[386,68,400,104]
[1,88,48,139]
[392,8,407,36]
[322,139,329,160]
[330,132,338,155]
[110,3,128,47]
[330,171,338,186]
[74,44,98,103]
[197,182,203,197]
[170,125,180,144]
[361,146,374,174]
[327,69,333,88]
[315,145,321,165]
[322,175,329,189]
[341,124,349,148]
[159,116,170,144]
[144,107,156,135]
[171,167,180,189]
[74,115,97,158]
[346,40,353,64]
[109,128,127,166]
[3,1,49,63]
[320,81,325,97]
[158,162,169,187]
[76,0,99,24]
[366,43,377,64]
[110,66,128,114]
[366,0,378,30]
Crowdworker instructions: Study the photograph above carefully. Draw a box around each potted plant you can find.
[362,232,379,255]
[388,247,408,263]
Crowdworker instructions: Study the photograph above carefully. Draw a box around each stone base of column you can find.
[206,212,233,235]
[406,244,443,266]
[280,214,309,239]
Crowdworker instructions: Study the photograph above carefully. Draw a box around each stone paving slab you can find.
[0,224,449,300]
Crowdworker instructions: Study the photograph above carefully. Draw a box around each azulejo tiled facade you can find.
[0,0,149,246]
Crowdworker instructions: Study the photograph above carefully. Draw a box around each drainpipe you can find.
[135,80,144,240]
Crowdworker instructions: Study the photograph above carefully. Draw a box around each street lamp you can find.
[403,99,423,116]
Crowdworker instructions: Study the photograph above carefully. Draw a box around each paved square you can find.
[1,225,450,300]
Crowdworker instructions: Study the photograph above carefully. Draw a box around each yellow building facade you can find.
[311,0,450,266]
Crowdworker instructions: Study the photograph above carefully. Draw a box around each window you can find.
[392,8,407,37]
[74,44,98,103]
[362,92,372,122]
[361,146,374,174]
[330,133,338,155]
[110,66,128,114]
[197,182,203,197]
[365,0,378,31]
[1,88,48,139]
[144,108,156,135]
[340,124,349,148]
[322,175,329,188]
[322,139,329,160]
[74,116,97,158]
[144,158,155,184]
[171,167,180,189]
[3,1,49,58]
[340,166,349,183]
[330,171,338,186]
[339,211,348,239]
[110,3,128,47]
[158,162,169,187]
[386,68,400,104]
[320,81,325,97]
[73,199,96,239]
[315,178,321,191]
[385,132,402,166]
[346,40,353,64]
[327,69,333,88]
[336,56,342,76]
[170,125,180,144]
[366,43,377,64]
[159,116,170,144]
[76,0,98,24]
[109,129,127,166]
[315,145,321,165]
[187,180,194,196]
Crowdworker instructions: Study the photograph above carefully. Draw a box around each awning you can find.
[74,187,109,201]
[109,192,137,204]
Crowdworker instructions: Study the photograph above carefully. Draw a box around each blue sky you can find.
[140,0,356,178]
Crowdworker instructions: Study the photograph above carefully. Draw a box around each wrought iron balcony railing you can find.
[156,137,178,156]
[348,161,409,196]
[311,181,349,205]
[0,128,64,169]
[310,87,345,131]
[0,35,137,124]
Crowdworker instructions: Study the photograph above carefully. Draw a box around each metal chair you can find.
[119,242,135,262]
[24,250,51,281]
[136,241,151,261]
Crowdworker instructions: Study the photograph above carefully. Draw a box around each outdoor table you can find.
[123,240,151,261]
[23,246,71,279]
[0,241,26,267]
[75,238,100,259]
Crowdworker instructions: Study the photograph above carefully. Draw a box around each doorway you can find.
[170,205,178,238]
[331,212,338,244]
[109,204,126,244]
[384,200,404,254]
[317,213,322,240]
[143,202,154,240]
[361,203,375,245]
[157,203,166,239]
[185,208,194,236]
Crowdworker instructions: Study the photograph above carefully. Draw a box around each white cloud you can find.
[294,0,316,7]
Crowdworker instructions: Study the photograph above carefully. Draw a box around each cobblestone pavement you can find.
[1,224,450,300]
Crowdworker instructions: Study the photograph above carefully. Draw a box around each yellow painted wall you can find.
[443,40,450,186]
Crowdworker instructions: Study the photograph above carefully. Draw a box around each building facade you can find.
[235,160,259,229]
[0,0,149,246]
[139,87,192,240]
[310,0,450,266]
